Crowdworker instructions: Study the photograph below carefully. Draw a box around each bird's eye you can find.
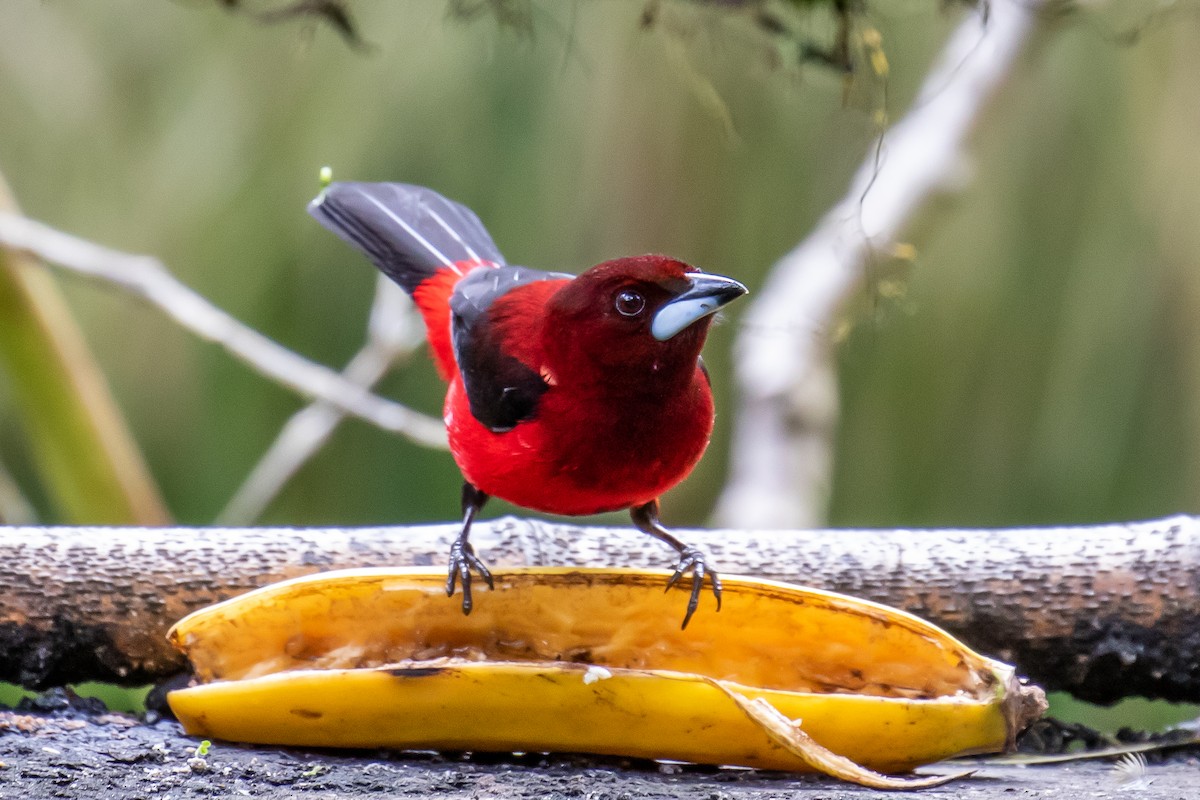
[614,289,646,317]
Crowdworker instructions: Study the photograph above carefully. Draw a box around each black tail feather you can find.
[309,182,505,293]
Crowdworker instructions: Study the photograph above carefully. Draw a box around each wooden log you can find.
[1,515,1197,704]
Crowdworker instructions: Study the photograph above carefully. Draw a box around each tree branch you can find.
[0,211,447,450]
[715,0,1046,527]
[1,515,1196,704]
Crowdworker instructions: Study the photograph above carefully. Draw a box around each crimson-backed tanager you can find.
[310,183,746,627]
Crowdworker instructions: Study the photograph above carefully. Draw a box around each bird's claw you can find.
[445,540,494,615]
[664,546,722,629]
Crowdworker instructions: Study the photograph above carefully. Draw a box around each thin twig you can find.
[217,277,425,524]
[0,211,447,450]
[715,0,1046,528]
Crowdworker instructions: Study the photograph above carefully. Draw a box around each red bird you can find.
[310,183,746,627]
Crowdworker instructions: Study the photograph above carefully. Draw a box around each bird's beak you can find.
[651,272,748,341]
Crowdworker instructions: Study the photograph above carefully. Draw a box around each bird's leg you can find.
[630,499,722,629]
[446,482,493,615]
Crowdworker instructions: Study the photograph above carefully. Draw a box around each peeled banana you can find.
[167,568,1046,787]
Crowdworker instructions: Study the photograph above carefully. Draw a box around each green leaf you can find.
[0,175,170,525]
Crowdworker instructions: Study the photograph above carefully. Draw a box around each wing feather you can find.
[309,182,505,292]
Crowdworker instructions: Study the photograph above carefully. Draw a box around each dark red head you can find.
[542,255,746,389]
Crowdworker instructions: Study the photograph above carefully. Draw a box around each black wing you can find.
[309,182,505,293]
[451,265,571,432]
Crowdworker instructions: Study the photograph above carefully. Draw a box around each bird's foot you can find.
[664,546,723,630]
[445,540,494,615]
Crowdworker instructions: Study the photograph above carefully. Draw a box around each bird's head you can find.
[543,255,747,385]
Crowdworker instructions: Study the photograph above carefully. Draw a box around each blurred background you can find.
[1,0,1198,723]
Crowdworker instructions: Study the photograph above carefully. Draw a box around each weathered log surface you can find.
[1,515,1197,703]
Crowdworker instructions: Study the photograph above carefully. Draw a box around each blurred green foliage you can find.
[0,0,868,525]
[2,0,1197,528]
[1046,693,1197,736]
[0,681,149,714]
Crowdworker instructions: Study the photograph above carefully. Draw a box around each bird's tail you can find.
[309,182,505,380]
[308,182,505,292]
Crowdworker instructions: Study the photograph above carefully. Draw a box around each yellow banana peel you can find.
[167,568,1046,788]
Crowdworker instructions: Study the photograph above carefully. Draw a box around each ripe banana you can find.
[167,568,1046,787]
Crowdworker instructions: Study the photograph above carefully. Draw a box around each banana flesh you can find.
[167,568,1046,785]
